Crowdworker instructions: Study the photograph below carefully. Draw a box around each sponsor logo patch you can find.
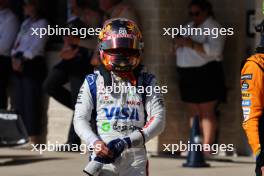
[242,100,251,106]
[101,122,111,132]
[241,82,249,91]
[118,27,127,34]
[103,107,139,121]
[113,123,138,132]
[99,100,114,104]
[242,107,250,121]
[241,74,252,80]
[127,100,141,106]
[241,91,251,98]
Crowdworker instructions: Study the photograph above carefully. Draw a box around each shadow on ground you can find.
[0,155,67,166]
[151,153,255,164]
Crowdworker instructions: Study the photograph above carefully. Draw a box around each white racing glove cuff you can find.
[127,130,145,147]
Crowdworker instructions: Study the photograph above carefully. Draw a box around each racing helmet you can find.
[98,18,144,72]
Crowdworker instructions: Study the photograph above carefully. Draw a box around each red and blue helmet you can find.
[98,18,143,72]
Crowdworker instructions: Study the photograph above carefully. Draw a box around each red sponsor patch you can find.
[127,100,140,106]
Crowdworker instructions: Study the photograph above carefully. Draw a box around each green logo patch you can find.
[101,122,111,132]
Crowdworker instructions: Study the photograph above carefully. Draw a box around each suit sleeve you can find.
[0,15,19,54]
[142,77,166,142]
[127,76,166,147]
[241,61,264,155]
[203,29,225,58]
[73,80,99,146]
[23,20,49,59]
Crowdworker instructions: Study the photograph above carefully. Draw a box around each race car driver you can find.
[73,18,166,176]
[241,37,264,175]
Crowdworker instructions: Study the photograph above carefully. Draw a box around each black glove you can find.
[14,52,26,61]
[94,156,114,164]
[93,137,132,164]
[256,151,264,176]
[107,138,131,160]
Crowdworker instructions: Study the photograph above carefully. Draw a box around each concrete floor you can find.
[0,99,256,176]
[0,148,255,176]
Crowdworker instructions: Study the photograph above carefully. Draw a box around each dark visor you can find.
[100,38,143,50]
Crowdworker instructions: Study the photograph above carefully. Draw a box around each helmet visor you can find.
[100,38,143,50]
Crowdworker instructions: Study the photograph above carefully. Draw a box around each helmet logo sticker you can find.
[119,27,127,35]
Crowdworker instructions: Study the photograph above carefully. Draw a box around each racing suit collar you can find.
[254,54,264,69]
[112,71,137,86]
[97,64,145,87]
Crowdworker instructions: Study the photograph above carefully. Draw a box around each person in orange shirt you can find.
[241,39,264,175]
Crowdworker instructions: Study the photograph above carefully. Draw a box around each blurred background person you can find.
[100,0,138,22]
[174,0,226,148]
[43,0,102,150]
[11,0,49,145]
[0,0,19,110]
[87,0,139,66]
[63,0,102,70]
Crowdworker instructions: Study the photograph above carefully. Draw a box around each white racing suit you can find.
[73,70,166,176]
